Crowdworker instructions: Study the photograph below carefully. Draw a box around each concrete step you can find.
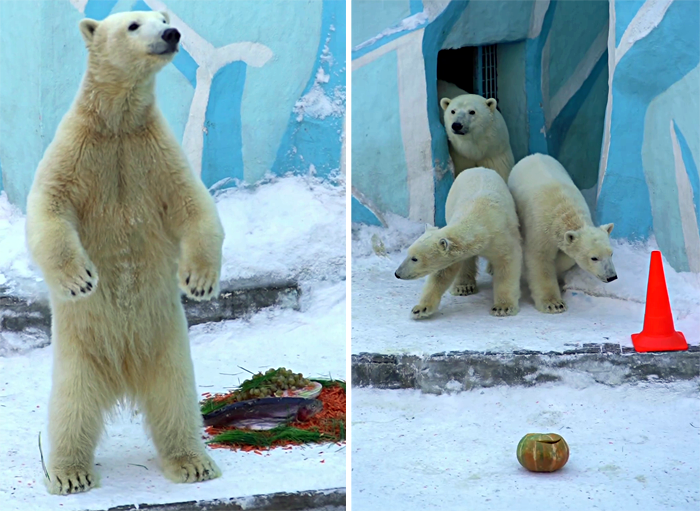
[0,278,300,339]
[102,487,345,511]
[352,344,700,393]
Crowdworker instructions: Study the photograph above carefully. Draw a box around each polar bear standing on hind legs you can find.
[507,153,617,314]
[395,167,522,318]
[26,11,224,494]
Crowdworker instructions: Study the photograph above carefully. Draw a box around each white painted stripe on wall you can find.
[528,0,551,39]
[598,0,617,198]
[669,119,700,273]
[396,29,434,223]
[616,0,674,66]
[546,25,608,129]
[340,110,350,177]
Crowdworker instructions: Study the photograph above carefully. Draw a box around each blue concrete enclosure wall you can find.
[0,0,346,211]
[597,0,699,273]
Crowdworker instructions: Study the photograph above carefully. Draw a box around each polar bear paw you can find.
[162,452,221,483]
[490,302,519,317]
[54,256,98,300]
[178,262,220,301]
[411,303,438,319]
[537,298,567,314]
[451,283,478,296]
[47,466,96,495]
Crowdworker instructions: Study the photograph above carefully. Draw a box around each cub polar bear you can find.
[395,167,522,318]
[26,11,224,494]
[507,153,617,314]
[439,87,514,182]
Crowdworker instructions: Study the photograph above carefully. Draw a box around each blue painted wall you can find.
[0,0,346,211]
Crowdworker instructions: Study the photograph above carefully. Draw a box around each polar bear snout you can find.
[451,122,468,135]
[159,28,180,53]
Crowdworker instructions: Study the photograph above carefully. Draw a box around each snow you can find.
[351,218,700,355]
[0,177,346,508]
[0,175,346,300]
[352,380,700,510]
[352,12,429,52]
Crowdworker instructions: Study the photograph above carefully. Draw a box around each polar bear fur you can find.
[439,91,515,182]
[437,79,469,107]
[507,153,617,314]
[25,11,224,495]
[395,167,522,318]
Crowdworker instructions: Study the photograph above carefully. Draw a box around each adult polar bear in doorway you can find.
[26,11,224,494]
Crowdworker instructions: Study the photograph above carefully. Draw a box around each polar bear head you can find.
[79,11,180,80]
[564,223,617,283]
[395,225,476,280]
[440,94,498,139]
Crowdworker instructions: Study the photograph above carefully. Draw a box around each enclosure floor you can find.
[0,282,346,511]
[351,382,700,511]
[351,250,700,355]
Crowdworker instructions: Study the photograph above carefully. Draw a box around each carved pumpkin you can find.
[516,433,569,472]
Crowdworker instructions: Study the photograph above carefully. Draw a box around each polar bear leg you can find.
[411,262,461,320]
[451,257,478,296]
[139,317,221,483]
[490,252,521,317]
[47,347,110,495]
[526,244,567,313]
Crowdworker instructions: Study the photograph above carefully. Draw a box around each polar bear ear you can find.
[485,98,498,112]
[438,238,451,252]
[565,231,578,245]
[424,223,438,233]
[601,223,614,235]
[440,98,451,111]
[159,10,170,24]
[79,18,100,45]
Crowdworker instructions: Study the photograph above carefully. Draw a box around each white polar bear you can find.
[439,91,515,182]
[25,11,224,495]
[507,153,617,314]
[395,167,522,318]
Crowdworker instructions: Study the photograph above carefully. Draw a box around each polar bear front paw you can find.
[411,303,438,319]
[537,298,567,314]
[178,263,220,301]
[451,283,478,296]
[55,257,98,300]
[47,466,96,495]
[490,302,519,317]
[162,452,221,483]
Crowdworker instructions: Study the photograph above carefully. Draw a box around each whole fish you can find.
[202,397,323,430]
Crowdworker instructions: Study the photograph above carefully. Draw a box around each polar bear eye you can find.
[591,257,599,261]
[411,257,418,262]
[469,110,476,115]
[450,110,455,115]
[128,22,140,31]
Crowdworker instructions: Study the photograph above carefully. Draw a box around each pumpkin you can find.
[516,433,569,472]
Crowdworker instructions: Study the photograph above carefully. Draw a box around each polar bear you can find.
[439,92,515,182]
[25,11,224,495]
[507,153,617,314]
[395,167,522,318]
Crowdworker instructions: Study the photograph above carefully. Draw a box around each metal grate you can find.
[475,44,498,101]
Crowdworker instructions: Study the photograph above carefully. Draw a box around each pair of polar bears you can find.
[396,157,617,318]
[395,84,617,318]
[26,12,223,494]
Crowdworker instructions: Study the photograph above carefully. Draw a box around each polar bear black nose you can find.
[451,122,463,132]
[162,28,180,45]
[395,272,400,279]
[606,275,618,283]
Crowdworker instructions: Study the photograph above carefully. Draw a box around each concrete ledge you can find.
[352,344,700,392]
[0,279,300,338]
[101,487,345,511]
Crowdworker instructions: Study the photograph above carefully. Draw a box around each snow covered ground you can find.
[352,379,700,511]
[0,176,347,509]
[351,217,700,355]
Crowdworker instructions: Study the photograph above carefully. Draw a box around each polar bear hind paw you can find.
[162,452,221,483]
[490,302,519,317]
[537,298,567,314]
[451,283,478,296]
[411,304,437,319]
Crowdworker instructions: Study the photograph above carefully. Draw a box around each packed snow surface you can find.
[352,380,700,511]
[352,218,700,355]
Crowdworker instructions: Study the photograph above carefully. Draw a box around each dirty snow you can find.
[294,68,346,122]
[352,12,429,52]
[352,379,700,511]
[0,175,346,300]
[0,280,346,511]
[351,218,700,355]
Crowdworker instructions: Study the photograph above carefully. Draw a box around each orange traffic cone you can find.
[631,251,688,352]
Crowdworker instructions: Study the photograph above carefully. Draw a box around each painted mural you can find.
[351,0,699,273]
[0,0,346,210]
